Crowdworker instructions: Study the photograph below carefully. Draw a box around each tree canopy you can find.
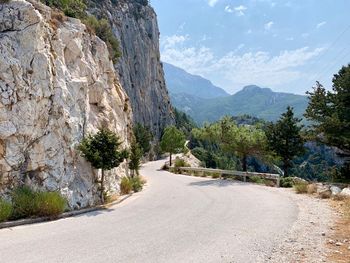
[266,106,305,176]
[128,140,143,177]
[133,123,153,154]
[160,126,185,166]
[305,64,350,180]
[193,117,268,171]
[78,129,128,202]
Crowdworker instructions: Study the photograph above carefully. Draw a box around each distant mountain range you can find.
[164,63,309,124]
[163,62,229,99]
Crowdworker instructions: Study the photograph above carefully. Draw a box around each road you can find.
[0,160,298,263]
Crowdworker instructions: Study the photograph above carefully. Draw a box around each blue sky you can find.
[152,0,350,95]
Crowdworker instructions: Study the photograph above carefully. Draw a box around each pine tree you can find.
[133,123,153,154]
[160,126,185,166]
[129,140,143,177]
[78,129,128,203]
[305,64,350,180]
[266,107,305,177]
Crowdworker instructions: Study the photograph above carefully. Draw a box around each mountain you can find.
[195,85,308,123]
[163,62,229,99]
[170,84,308,124]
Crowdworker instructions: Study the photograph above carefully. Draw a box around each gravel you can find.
[262,188,334,263]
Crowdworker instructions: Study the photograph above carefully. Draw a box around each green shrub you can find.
[0,199,12,223]
[174,158,189,168]
[250,176,265,185]
[131,176,144,192]
[280,177,295,188]
[35,192,66,218]
[294,182,308,194]
[83,16,121,62]
[120,177,132,195]
[11,187,67,219]
[11,186,39,219]
[40,0,86,18]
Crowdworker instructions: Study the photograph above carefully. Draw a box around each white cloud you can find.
[160,35,324,93]
[246,29,253,34]
[264,21,274,30]
[316,21,327,29]
[225,5,247,16]
[286,37,294,41]
[224,5,233,13]
[301,33,309,38]
[208,0,219,7]
[234,5,247,16]
[161,34,188,49]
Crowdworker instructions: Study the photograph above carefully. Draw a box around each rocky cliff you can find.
[88,0,175,138]
[0,0,132,209]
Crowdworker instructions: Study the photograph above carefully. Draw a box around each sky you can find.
[151,0,350,95]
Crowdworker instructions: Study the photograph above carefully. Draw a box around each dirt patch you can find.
[327,198,350,263]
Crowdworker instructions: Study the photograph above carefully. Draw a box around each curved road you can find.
[0,160,298,263]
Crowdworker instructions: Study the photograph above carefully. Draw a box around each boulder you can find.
[330,186,342,195]
[340,187,350,197]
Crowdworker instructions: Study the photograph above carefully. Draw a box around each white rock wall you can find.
[0,0,132,209]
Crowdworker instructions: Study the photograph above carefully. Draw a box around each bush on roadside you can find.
[174,158,189,168]
[130,176,144,192]
[280,177,295,188]
[250,176,265,185]
[11,186,39,219]
[0,198,12,223]
[294,182,308,194]
[11,186,67,219]
[35,192,66,218]
[120,176,146,194]
[120,177,133,195]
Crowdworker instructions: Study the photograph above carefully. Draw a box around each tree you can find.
[305,64,350,180]
[128,140,143,177]
[78,129,128,203]
[220,118,268,171]
[133,123,153,154]
[193,117,268,171]
[160,126,185,166]
[266,107,305,177]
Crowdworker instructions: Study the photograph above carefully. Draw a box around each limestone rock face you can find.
[88,0,175,139]
[0,0,132,209]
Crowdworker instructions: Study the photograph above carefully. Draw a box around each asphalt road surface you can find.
[0,160,298,263]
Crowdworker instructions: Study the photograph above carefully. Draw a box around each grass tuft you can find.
[294,182,308,194]
[0,198,12,223]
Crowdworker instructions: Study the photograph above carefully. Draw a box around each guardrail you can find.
[176,166,280,187]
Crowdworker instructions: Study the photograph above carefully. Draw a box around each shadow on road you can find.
[188,179,248,188]
[75,207,115,218]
